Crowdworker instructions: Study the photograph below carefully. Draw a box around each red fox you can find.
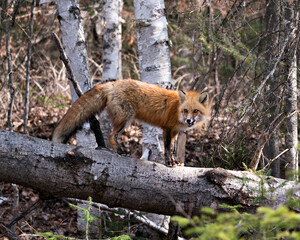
[52,79,210,166]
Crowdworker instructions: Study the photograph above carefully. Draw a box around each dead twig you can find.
[23,0,35,134]
[51,32,83,96]
[6,199,41,229]
[249,133,268,170]
[65,198,183,238]
[11,184,19,233]
[208,33,265,130]
[263,149,289,170]
[0,224,22,240]
[0,199,41,239]
[249,110,297,170]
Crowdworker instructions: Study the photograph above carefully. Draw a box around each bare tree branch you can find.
[249,110,298,170]
[51,32,83,97]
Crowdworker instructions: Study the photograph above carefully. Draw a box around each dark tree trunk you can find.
[263,0,281,177]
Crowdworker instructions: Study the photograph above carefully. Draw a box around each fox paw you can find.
[117,146,126,155]
[165,157,185,167]
[166,160,174,167]
[165,157,182,167]
[174,161,184,167]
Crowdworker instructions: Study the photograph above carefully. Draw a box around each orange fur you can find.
[52,79,211,165]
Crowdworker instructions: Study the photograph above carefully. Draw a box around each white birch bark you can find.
[52,0,98,235]
[118,1,123,80]
[133,0,172,234]
[284,2,298,181]
[102,0,123,82]
[54,0,96,148]
[101,0,123,148]
[134,0,172,164]
[134,1,171,85]
[55,0,92,96]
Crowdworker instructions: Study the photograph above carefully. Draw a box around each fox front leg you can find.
[163,129,179,167]
[163,129,172,166]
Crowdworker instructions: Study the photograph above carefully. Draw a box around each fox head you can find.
[178,90,210,128]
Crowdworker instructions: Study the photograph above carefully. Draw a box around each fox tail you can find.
[52,84,107,143]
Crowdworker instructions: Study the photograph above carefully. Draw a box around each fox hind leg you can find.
[109,122,127,154]
[107,103,134,154]
[170,131,179,166]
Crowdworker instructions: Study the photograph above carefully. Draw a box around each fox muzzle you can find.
[186,118,195,127]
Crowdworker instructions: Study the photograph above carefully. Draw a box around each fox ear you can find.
[178,90,186,102]
[199,92,208,104]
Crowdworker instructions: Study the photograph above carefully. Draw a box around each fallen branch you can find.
[67,198,170,237]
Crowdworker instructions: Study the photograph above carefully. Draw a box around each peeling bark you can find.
[56,0,92,97]
[133,0,171,85]
[102,0,123,82]
[0,130,299,216]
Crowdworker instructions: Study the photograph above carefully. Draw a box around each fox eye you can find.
[184,109,188,113]
[193,109,199,113]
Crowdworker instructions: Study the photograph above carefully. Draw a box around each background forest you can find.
[0,0,299,239]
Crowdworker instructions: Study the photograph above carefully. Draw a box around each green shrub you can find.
[172,205,300,240]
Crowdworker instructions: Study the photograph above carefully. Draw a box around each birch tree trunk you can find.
[284,1,298,181]
[134,0,172,164]
[102,0,123,82]
[263,0,281,177]
[133,0,173,236]
[100,0,123,148]
[54,0,96,148]
[54,0,98,236]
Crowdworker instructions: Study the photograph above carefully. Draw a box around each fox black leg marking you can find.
[164,129,173,167]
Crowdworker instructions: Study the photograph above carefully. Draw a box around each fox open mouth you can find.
[186,120,195,127]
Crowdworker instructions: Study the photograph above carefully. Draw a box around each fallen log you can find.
[0,130,299,216]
